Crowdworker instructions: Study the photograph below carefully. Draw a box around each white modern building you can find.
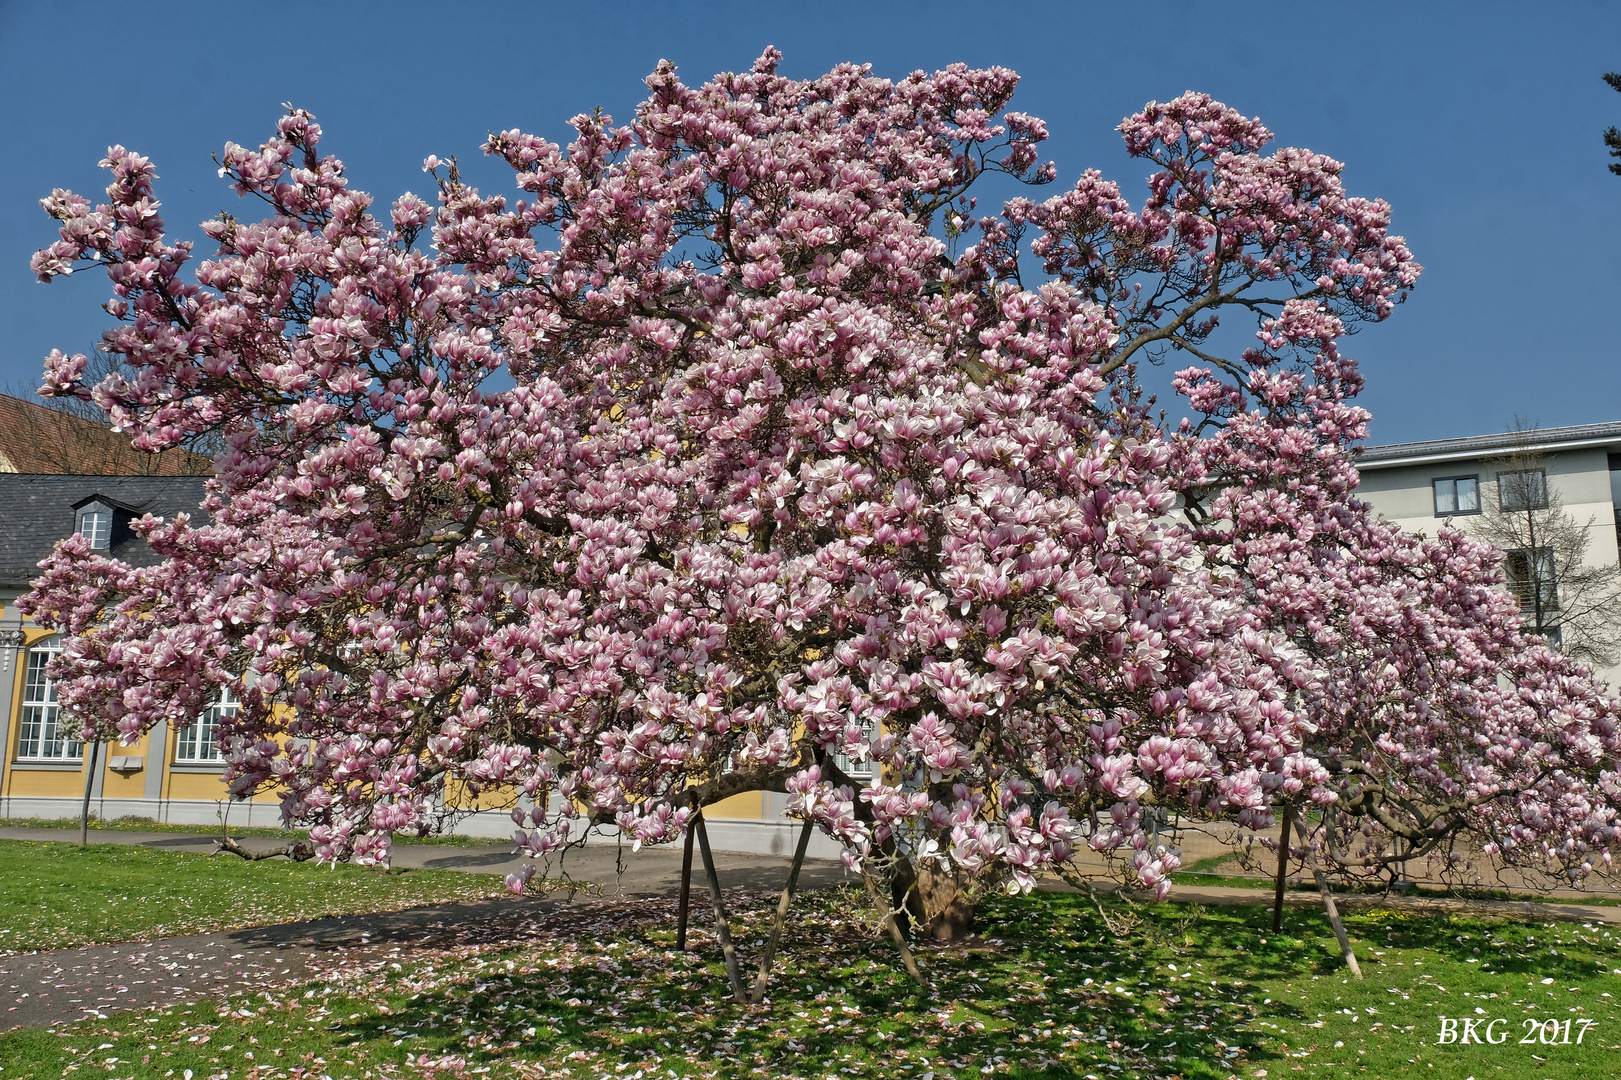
[1356,420,1621,685]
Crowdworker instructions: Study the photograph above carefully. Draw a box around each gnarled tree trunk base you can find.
[915,861,976,943]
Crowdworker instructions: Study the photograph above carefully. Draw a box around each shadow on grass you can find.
[7,886,1620,1079]
[327,888,1417,1078]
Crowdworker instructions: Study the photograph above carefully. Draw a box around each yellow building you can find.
[0,471,854,853]
[0,474,280,827]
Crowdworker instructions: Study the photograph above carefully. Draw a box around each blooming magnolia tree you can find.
[1200,409,1621,882]
[24,51,1621,962]
[1177,354,1621,970]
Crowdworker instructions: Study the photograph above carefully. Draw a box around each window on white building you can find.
[1498,469,1549,512]
[175,687,240,762]
[1504,546,1559,614]
[1432,475,1480,516]
[16,645,80,760]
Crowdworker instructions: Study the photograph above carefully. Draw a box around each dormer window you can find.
[76,503,112,550]
[71,495,132,552]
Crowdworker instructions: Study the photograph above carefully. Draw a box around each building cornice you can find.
[1358,422,1621,470]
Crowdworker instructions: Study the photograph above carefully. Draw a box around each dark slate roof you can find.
[1358,421,1621,469]
[0,474,211,587]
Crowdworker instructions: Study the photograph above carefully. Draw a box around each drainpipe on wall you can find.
[0,623,23,820]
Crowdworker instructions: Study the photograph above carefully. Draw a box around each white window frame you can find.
[833,719,879,782]
[16,644,80,761]
[76,504,112,550]
[175,686,239,763]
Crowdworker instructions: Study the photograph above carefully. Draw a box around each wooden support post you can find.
[79,740,100,846]
[750,819,814,1003]
[675,815,696,951]
[863,873,926,987]
[693,810,746,1003]
[1272,805,1292,933]
[1307,847,1362,979]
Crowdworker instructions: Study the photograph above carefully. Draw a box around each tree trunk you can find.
[750,818,814,1003]
[1307,847,1362,979]
[1272,805,1292,932]
[915,859,976,942]
[675,816,696,951]
[79,740,100,845]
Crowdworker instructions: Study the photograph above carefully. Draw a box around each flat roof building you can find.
[1356,421,1621,686]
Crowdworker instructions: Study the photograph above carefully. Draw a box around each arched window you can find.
[75,503,112,550]
[16,642,80,760]
[175,687,239,762]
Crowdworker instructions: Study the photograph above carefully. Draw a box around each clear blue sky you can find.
[2,0,1617,446]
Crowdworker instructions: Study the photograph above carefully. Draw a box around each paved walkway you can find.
[0,826,849,893]
[0,830,848,1031]
[2,897,526,1030]
[6,827,1621,1032]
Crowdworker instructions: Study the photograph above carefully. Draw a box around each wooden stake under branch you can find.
[675,814,696,951]
[1307,846,1362,979]
[1272,805,1292,933]
[79,740,100,846]
[750,818,815,1004]
[862,873,926,987]
[692,809,747,1003]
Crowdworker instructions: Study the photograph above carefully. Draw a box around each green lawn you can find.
[5,885,1620,1079]
[1170,852,1621,908]
[0,815,501,847]
[0,839,503,953]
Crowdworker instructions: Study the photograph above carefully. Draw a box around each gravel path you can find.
[3,908,437,1030]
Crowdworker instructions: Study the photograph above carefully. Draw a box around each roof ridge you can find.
[0,394,213,476]
[1360,420,1621,463]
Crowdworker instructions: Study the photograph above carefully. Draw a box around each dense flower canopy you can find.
[23,50,1621,904]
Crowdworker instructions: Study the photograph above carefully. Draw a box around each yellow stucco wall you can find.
[706,790,768,818]
[101,731,151,798]
[3,620,786,821]
[5,765,88,798]
[1,626,265,806]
